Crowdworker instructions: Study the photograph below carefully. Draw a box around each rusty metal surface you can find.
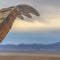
[0,7,17,42]
[0,7,14,23]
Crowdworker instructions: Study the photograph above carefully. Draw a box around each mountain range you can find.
[0,42,60,53]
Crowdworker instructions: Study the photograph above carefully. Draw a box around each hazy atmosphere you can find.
[0,0,60,45]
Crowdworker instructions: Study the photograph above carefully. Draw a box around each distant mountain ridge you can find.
[0,42,60,53]
[0,42,60,49]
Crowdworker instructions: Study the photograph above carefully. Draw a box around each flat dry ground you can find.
[0,53,60,60]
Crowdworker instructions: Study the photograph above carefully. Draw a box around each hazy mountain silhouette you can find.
[0,42,60,53]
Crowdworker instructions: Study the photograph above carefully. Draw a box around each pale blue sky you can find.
[0,0,60,44]
[1,30,60,45]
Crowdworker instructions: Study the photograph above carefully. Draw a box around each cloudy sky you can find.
[0,0,60,44]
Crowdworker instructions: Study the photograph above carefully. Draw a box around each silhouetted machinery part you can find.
[0,4,40,42]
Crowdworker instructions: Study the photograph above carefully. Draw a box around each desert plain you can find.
[0,53,60,60]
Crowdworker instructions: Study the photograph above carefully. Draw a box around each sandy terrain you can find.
[0,53,60,60]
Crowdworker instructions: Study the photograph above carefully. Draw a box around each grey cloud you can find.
[0,0,60,9]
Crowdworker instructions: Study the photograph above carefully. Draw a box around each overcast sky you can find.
[0,0,60,44]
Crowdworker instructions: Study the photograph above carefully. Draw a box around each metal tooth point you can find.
[16,4,40,18]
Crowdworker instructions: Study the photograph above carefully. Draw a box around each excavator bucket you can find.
[0,5,40,42]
